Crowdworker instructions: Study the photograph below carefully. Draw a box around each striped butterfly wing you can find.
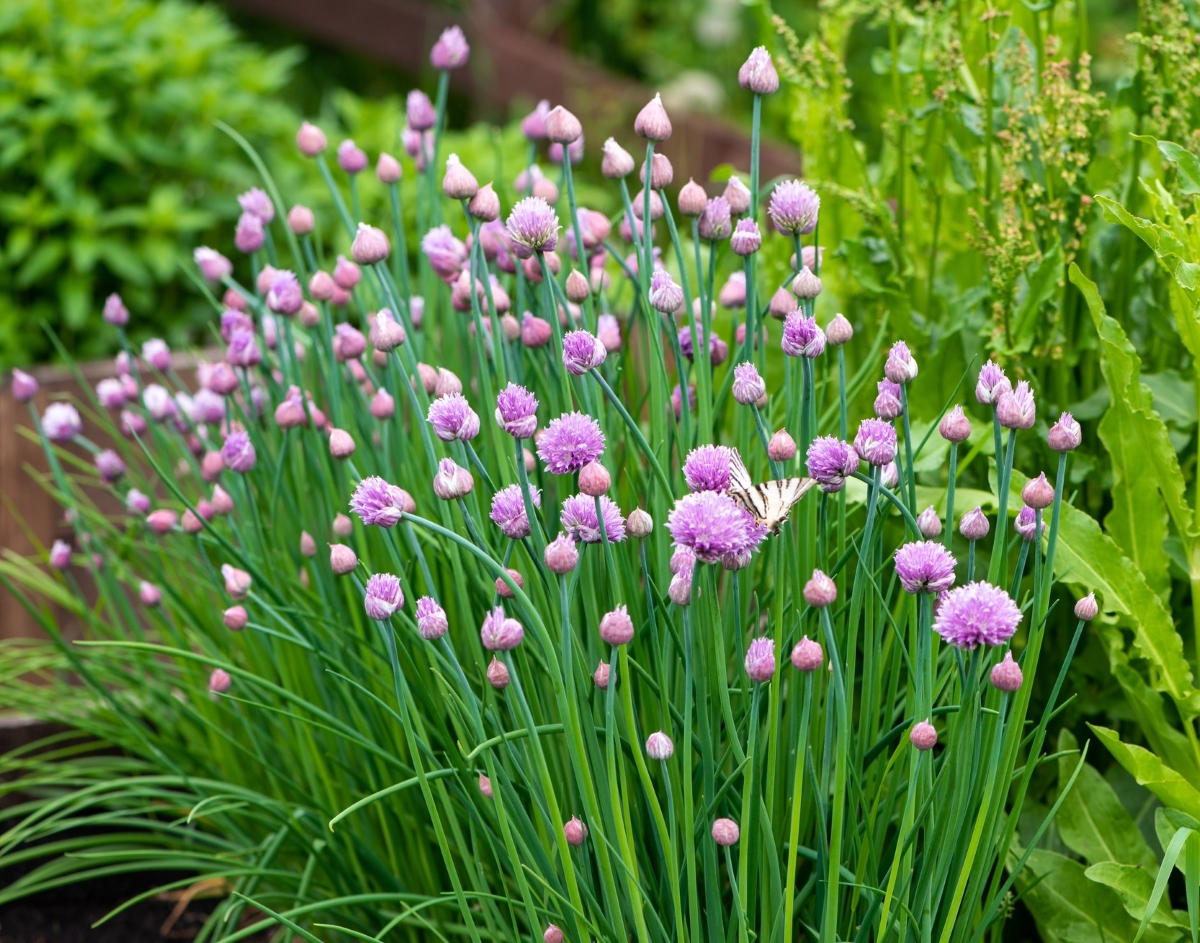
[753,477,817,533]
[727,449,769,518]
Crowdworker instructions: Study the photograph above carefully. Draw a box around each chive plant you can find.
[2,30,1099,943]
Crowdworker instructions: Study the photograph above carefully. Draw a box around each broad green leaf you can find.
[1057,729,1157,870]
[1011,240,1063,351]
[1141,372,1197,429]
[1090,726,1200,821]
[1155,808,1200,873]
[1038,467,1198,714]
[1096,195,1200,291]
[1167,281,1200,373]
[1012,849,1182,943]
[1072,263,1198,557]
[1133,135,1200,196]
[1085,862,1186,928]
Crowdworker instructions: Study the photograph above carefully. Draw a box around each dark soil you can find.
[0,871,269,943]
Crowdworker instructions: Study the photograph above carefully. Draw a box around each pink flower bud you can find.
[678,178,708,216]
[296,121,327,156]
[49,539,72,569]
[209,668,232,695]
[599,605,634,645]
[352,224,390,266]
[495,568,524,599]
[223,606,247,631]
[626,508,653,538]
[181,510,203,534]
[744,638,776,682]
[544,534,579,574]
[333,513,353,537]
[371,389,395,420]
[211,486,234,516]
[478,773,494,798]
[146,509,178,535]
[329,543,357,575]
[593,661,610,689]
[711,818,740,846]
[791,636,824,671]
[578,461,611,497]
[139,581,162,606]
[543,925,563,943]
[990,651,1024,692]
[803,570,837,608]
[299,532,317,557]
[939,405,971,443]
[487,656,510,689]
[634,93,671,141]
[468,182,500,222]
[826,313,853,346]
[959,507,989,541]
[1048,412,1082,452]
[738,46,780,95]
[288,205,314,235]
[442,153,479,200]
[917,506,942,538]
[909,720,937,751]
[1074,593,1098,622]
[563,817,588,846]
[1021,472,1055,510]
[222,564,252,599]
[645,731,674,760]
[768,429,796,462]
[544,106,583,144]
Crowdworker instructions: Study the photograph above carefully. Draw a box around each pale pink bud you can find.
[209,668,232,694]
[790,636,824,671]
[495,568,524,599]
[1021,472,1055,510]
[593,661,610,689]
[712,818,739,846]
[803,570,837,608]
[479,773,494,798]
[296,121,327,156]
[563,817,588,846]
[578,461,611,496]
[990,651,1024,692]
[645,731,674,760]
[910,720,937,751]
[634,93,671,141]
[223,606,247,631]
[1074,593,1098,622]
[768,429,796,462]
[487,657,510,689]
[598,605,634,645]
[288,205,314,235]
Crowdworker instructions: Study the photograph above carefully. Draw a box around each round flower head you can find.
[49,539,72,570]
[646,731,674,760]
[563,817,588,846]
[561,494,627,543]
[223,606,247,631]
[1022,472,1056,510]
[296,121,327,156]
[42,403,82,441]
[884,340,919,384]
[578,461,610,497]
[433,459,474,501]
[544,926,563,943]
[377,152,402,183]
[487,657,510,689]
[990,651,1024,692]
[350,476,408,527]
[442,153,479,200]
[806,436,860,492]
[601,138,635,179]
[738,46,780,94]
[996,380,1036,430]
[712,818,740,846]
[140,581,163,606]
[495,383,538,438]
[221,564,252,598]
[266,270,302,315]
[209,669,232,695]
[679,178,709,217]
[917,506,942,539]
[648,271,684,314]
[406,90,436,131]
[416,596,449,640]
[329,544,357,575]
[337,139,368,174]
[874,378,903,420]
[745,638,776,683]
[730,218,762,256]
[732,362,766,405]
[933,581,1022,649]
[1075,593,1098,622]
[593,660,611,688]
[599,605,635,645]
[234,212,264,254]
[697,197,732,241]
[491,483,541,540]
[103,293,130,326]
[195,247,233,282]
[544,105,583,144]
[683,445,734,493]
[430,25,469,69]
[959,507,990,541]
[939,405,971,443]
[544,533,579,574]
[562,330,607,375]
[1014,505,1044,542]
[722,177,750,216]
[782,312,826,358]
[427,392,480,442]
[505,197,560,257]
[1048,412,1082,452]
[364,573,403,620]
[791,636,824,671]
[421,225,467,282]
[537,412,605,475]
[910,720,937,751]
[95,449,125,483]
[352,224,390,265]
[667,491,765,564]
[894,541,957,595]
[854,418,898,467]
[826,313,853,346]
[768,179,819,235]
[238,187,274,223]
[792,268,822,300]
[769,429,797,462]
[221,431,256,473]
[481,607,524,650]
[634,93,672,141]
[975,360,1012,406]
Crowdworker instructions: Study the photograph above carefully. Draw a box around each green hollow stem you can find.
[783,673,814,943]
[590,371,672,496]
[818,604,850,943]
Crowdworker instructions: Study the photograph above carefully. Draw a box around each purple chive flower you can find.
[561,494,627,543]
[220,309,253,343]
[505,197,560,258]
[874,378,903,420]
[415,596,449,640]
[495,383,538,438]
[933,581,1022,649]
[96,378,127,410]
[745,637,776,683]
[142,339,171,372]
[805,437,860,492]
[537,412,605,474]
[739,45,780,94]
[42,403,82,441]
[781,312,826,358]
[430,25,469,69]
[481,606,524,650]
[337,139,368,174]
[221,431,256,473]
[406,90,436,131]
[350,476,408,527]
[226,329,262,368]
[238,188,274,223]
[1014,505,1045,541]
[854,418,898,466]
[678,326,725,364]
[732,362,766,405]
[996,380,1036,430]
[427,392,480,442]
[894,541,957,595]
[491,484,541,539]
[884,340,919,384]
[267,271,303,315]
[102,293,129,327]
[234,212,264,254]
[562,330,607,375]
[189,388,226,424]
[648,271,684,314]
[697,196,732,241]
[683,444,734,493]
[195,247,233,282]
[1048,412,1082,451]
[94,449,125,482]
[364,573,404,620]
[49,539,72,569]
[522,99,550,140]
[730,218,762,256]
[975,360,1011,405]
[421,225,468,282]
[667,491,766,564]
[768,179,820,235]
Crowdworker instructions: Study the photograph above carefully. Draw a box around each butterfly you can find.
[727,449,816,535]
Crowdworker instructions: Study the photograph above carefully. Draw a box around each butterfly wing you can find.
[727,448,755,493]
[755,477,816,533]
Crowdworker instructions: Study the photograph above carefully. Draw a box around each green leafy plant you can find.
[0,0,300,368]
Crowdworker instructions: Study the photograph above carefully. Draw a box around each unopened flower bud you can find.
[634,94,672,141]
[1021,472,1055,510]
[645,731,674,760]
[487,656,511,689]
[803,570,837,608]
[563,817,588,846]
[209,668,232,695]
[376,152,402,184]
[1074,593,1098,622]
[939,406,971,443]
[351,223,390,265]
[712,818,739,846]
[329,543,357,575]
[223,606,247,631]
[544,534,579,573]
[959,507,989,541]
[565,269,590,303]
[495,568,524,599]
[917,506,942,538]
[791,636,824,671]
[288,205,314,235]
[601,138,635,179]
[296,121,327,157]
[909,720,937,751]
[544,106,583,144]
[678,178,707,216]
[593,661,611,689]
[578,461,611,496]
[768,429,796,462]
[990,651,1024,692]
[599,605,634,645]
[329,428,356,458]
[468,182,500,221]
[1048,412,1082,452]
[627,508,653,538]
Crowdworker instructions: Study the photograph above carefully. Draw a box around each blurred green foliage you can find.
[0,0,300,368]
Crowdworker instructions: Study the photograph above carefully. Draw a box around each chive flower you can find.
[537,412,605,474]
[932,581,1022,649]
[560,494,627,543]
[490,484,541,540]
